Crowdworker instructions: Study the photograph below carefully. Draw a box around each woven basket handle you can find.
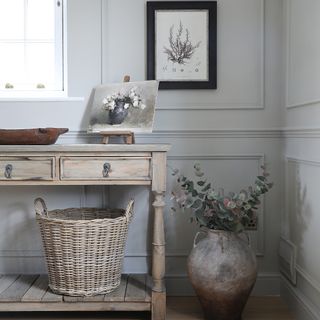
[34,198,48,216]
[125,199,134,221]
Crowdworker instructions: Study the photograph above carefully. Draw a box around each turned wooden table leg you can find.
[152,192,166,320]
[151,152,167,320]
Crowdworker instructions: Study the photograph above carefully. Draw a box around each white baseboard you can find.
[281,276,320,320]
[166,273,280,296]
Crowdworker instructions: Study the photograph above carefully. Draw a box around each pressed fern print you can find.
[163,21,201,65]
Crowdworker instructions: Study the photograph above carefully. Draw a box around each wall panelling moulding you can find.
[285,0,320,109]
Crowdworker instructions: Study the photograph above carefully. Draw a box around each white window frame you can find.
[0,0,73,101]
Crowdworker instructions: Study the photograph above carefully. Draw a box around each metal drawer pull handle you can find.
[103,162,111,177]
[4,164,13,179]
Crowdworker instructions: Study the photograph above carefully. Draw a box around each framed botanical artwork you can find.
[147,1,217,90]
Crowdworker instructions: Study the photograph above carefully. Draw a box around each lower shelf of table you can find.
[0,274,152,312]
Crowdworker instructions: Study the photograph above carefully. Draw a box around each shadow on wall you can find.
[0,200,45,274]
[108,185,152,274]
[80,87,96,132]
[289,164,312,269]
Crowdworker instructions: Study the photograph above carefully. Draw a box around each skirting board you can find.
[281,276,320,320]
[166,273,280,296]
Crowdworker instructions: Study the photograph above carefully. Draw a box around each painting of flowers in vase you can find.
[87,80,158,133]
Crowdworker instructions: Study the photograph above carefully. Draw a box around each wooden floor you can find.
[167,297,295,320]
[0,296,294,319]
[0,274,151,311]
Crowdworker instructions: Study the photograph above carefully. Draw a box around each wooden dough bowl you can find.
[0,128,69,145]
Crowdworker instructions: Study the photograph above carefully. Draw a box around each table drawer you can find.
[60,157,151,180]
[0,157,55,181]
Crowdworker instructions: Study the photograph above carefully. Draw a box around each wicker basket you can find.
[35,198,134,297]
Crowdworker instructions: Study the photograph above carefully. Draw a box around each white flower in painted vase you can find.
[133,100,139,107]
[108,101,115,110]
[129,91,136,99]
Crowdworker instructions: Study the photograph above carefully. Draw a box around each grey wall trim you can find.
[284,0,320,110]
[156,104,266,110]
[61,129,283,141]
[279,236,297,285]
[287,157,320,168]
[166,272,280,296]
[283,128,320,138]
[286,99,320,110]
[58,128,320,142]
[281,276,320,320]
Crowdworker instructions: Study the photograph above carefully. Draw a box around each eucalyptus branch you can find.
[171,164,273,233]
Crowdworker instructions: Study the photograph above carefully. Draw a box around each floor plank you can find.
[243,296,295,320]
[145,276,152,302]
[0,275,37,302]
[63,293,105,303]
[166,296,295,320]
[125,274,146,302]
[0,275,19,295]
[82,293,105,302]
[0,274,148,304]
[41,288,63,302]
[22,275,48,302]
[104,274,128,302]
[63,295,84,303]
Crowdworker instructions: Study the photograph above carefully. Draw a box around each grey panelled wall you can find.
[280,0,320,319]
[0,0,284,296]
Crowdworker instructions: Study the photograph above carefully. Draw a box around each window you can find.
[0,0,64,95]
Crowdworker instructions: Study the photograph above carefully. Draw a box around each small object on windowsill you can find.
[5,83,14,89]
[100,131,135,144]
[0,128,69,145]
[123,75,130,82]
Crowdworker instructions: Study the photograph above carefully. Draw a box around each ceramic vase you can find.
[109,101,128,125]
[187,229,257,320]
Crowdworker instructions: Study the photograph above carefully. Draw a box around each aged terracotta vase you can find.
[187,229,257,320]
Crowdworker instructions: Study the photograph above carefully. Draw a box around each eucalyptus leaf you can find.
[202,183,211,192]
[171,163,273,232]
[191,199,202,209]
[192,189,198,197]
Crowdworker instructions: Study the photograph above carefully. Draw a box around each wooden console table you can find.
[0,144,170,320]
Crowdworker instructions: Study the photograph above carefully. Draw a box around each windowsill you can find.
[0,91,85,102]
[0,96,85,102]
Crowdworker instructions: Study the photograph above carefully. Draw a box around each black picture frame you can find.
[147,1,217,90]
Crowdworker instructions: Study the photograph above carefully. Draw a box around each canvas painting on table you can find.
[88,80,158,133]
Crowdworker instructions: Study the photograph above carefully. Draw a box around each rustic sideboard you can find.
[0,144,170,320]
